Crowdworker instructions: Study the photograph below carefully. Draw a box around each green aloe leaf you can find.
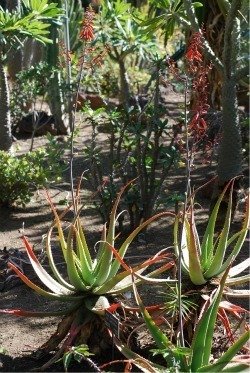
[74,226,93,285]
[190,267,230,371]
[65,226,90,291]
[132,273,188,370]
[45,226,75,291]
[198,330,250,372]
[108,262,176,295]
[93,254,164,294]
[204,187,233,278]
[93,181,134,286]
[77,221,93,269]
[22,236,73,295]
[109,211,175,279]
[219,198,249,274]
[132,275,173,351]
[187,206,206,285]
[7,262,83,301]
[200,183,230,268]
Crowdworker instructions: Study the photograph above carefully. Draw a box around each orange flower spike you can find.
[79,6,95,42]
[186,47,203,62]
[185,32,203,62]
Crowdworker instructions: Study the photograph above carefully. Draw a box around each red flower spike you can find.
[186,48,202,62]
[79,6,95,42]
[185,30,212,144]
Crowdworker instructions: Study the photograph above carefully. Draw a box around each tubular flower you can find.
[79,6,95,42]
[185,32,203,65]
[185,31,212,140]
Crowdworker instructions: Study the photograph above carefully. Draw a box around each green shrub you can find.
[0,137,66,207]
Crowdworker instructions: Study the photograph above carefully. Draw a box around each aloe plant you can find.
[174,182,249,288]
[115,267,250,372]
[0,181,176,368]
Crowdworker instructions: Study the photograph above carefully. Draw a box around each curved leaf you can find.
[22,236,74,295]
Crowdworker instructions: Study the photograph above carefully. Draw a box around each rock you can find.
[74,93,106,110]
[14,111,57,136]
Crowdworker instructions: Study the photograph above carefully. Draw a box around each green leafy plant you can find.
[0,136,66,207]
[0,181,176,369]
[114,267,250,372]
[96,0,157,107]
[10,62,51,130]
[62,344,98,372]
[163,284,197,324]
[83,68,181,231]
[0,0,62,152]
[174,182,250,288]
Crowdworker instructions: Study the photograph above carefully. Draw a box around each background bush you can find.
[0,136,67,207]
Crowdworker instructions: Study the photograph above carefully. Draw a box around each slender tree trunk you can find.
[210,1,242,220]
[118,58,131,109]
[0,58,13,151]
[218,78,242,182]
[23,39,44,70]
[218,1,242,183]
[47,20,69,135]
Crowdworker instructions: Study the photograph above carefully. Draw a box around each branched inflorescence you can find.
[185,31,212,141]
[79,5,96,42]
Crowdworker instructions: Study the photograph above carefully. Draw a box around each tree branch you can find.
[182,0,223,72]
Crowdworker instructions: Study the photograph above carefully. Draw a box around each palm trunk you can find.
[0,58,13,151]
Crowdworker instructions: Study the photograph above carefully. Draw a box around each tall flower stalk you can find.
[185,31,212,143]
[64,5,96,214]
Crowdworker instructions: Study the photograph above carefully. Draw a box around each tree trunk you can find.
[210,1,243,221]
[47,20,69,135]
[218,79,242,183]
[118,58,131,109]
[202,0,224,109]
[23,39,44,70]
[0,59,13,151]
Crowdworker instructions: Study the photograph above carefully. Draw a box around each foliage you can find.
[0,182,176,368]
[83,60,182,230]
[95,0,158,105]
[0,1,249,371]
[174,182,250,286]
[0,135,66,207]
[163,284,197,322]
[62,344,94,372]
[114,267,250,372]
[0,0,62,47]
[10,62,51,127]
